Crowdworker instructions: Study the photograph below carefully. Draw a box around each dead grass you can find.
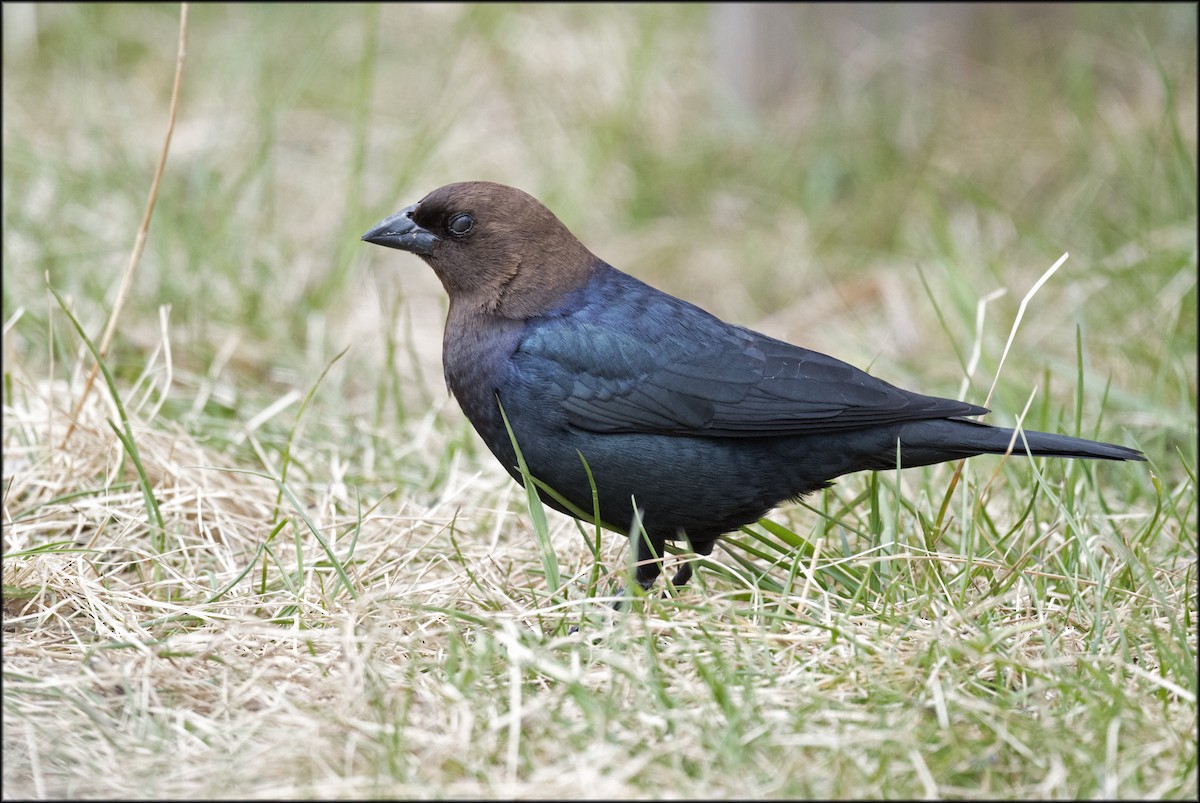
[4,357,1194,797]
[3,4,1196,799]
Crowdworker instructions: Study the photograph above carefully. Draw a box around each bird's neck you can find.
[492,249,601,320]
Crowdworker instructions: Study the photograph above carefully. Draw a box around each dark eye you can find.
[447,213,474,236]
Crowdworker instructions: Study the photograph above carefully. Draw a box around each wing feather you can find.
[514,272,985,438]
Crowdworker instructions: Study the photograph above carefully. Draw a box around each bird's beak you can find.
[361,204,439,256]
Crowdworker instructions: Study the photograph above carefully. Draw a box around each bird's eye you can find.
[447,213,474,236]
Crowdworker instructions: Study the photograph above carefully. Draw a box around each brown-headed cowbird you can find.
[362,181,1145,594]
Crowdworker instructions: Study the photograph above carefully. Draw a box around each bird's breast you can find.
[441,308,526,432]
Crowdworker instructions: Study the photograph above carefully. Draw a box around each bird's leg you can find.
[668,561,693,589]
[648,532,696,595]
[633,530,666,592]
[606,531,666,612]
[612,533,715,609]
[667,538,714,591]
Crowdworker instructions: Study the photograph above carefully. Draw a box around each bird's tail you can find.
[1006,427,1145,460]
[894,418,1145,466]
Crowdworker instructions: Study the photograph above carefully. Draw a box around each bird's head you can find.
[362,181,598,318]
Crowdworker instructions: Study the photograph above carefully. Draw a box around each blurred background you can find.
[3,2,1195,463]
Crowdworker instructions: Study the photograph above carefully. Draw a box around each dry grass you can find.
[4,356,1194,797]
[3,4,1196,799]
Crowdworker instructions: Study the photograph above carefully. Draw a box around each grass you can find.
[3,3,1196,798]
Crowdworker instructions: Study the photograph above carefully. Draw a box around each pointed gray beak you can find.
[361,204,439,256]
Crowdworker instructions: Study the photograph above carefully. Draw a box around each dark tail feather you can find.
[1001,427,1145,461]
[896,418,1145,466]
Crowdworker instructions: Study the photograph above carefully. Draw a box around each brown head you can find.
[362,181,599,319]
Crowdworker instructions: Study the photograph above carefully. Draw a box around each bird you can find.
[362,181,1145,596]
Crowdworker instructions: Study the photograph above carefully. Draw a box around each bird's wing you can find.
[517,308,985,438]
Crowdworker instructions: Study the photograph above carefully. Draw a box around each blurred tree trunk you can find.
[711,4,1076,117]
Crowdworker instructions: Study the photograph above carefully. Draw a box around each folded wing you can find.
[518,299,985,439]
